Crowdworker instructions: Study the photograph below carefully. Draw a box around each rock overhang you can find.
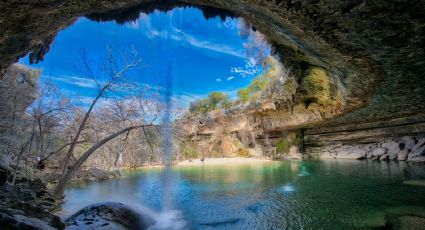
[0,0,424,124]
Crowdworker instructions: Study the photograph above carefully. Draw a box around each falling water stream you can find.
[153,9,186,229]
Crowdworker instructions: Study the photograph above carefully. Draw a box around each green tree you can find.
[189,92,231,113]
[207,92,230,110]
[237,88,250,102]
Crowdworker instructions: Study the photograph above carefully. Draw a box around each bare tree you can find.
[52,47,160,198]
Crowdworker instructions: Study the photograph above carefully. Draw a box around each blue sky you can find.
[19,7,270,108]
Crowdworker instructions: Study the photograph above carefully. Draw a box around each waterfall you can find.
[149,9,187,230]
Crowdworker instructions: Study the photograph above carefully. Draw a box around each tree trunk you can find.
[53,124,154,198]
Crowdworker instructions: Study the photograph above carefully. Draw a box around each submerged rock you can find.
[398,216,425,230]
[384,206,425,230]
[65,202,155,230]
[402,180,425,187]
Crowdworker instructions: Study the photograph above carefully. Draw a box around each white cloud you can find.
[227,76,235,81]
[230,57,263,78]
[48,74,99,89]
[180,32,245,58]
[230,66,259,77]
[135,19,246,58]
[216,78,222,82]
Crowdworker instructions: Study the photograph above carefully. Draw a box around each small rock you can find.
[379,154,389,161]
[398,149,409,161]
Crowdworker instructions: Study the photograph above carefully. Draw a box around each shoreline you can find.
[110,157,273,171]
[176,157,272,166]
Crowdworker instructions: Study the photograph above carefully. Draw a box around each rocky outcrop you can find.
[65,202,155,230]
[0,179,64,229]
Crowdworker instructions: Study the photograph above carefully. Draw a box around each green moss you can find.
[283,78,297,96]
[275,138,290,153]
[301,67,331,107]
[275,131,303,154]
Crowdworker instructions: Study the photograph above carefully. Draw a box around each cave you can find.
[1,0,425,229]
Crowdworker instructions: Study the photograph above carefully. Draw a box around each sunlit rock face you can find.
[0,0,424,157]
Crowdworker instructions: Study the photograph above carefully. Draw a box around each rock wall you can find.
[304,116,425,162]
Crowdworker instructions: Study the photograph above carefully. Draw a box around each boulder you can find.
[372,148,387,157]
[402,136,416,151]
[65,202,155,230]
[398,150,409,161]
[382,141,401,160]
[74,168,120,182]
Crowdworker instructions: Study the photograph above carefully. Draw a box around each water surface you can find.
[60,160,425,229]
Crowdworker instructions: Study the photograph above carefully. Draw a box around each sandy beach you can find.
[176,157,272,166]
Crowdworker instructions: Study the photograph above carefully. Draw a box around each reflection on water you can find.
[60,160,425,229]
